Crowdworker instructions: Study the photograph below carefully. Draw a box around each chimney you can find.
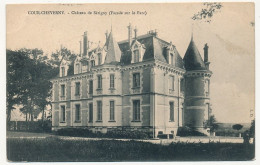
[127,23,132,49]
[105,30,108,41]
[79,41,82,56]
[203,43,210,69]
[134,26,138,39]
[83,31,88,56]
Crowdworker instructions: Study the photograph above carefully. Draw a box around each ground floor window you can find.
[110,101,115,121]
[133,100,140,121]
[60,105,65,122]
[75,104,81,122]
[169,102,174,121]
[89,103,93,122]
[97,101,102,121]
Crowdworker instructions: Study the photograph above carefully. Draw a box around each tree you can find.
[204,115,219,132]
[7,49,34,122]
[192,2,223,23]
[7,49,58,122]
[7,47,77,123]
[232,124,243,131]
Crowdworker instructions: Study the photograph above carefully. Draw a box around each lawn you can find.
[7,137,254,162]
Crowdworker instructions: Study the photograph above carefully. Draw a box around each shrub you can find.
[177,126,207,136]
[106,130,150,139]
[54,128,151,139]
[54,128,94,137]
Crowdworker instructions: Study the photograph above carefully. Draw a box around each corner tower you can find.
[183,37,212,135]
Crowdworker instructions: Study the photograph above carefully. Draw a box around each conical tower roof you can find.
[104,30,121,64]
[183,38,206,71]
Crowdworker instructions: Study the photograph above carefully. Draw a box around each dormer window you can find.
[131,42,145,64]
[98,53,102,65]
[133,50,140,63]
[75,63,80,74]
[91,60,95,67]
[61,67,65,77]
[170,53,174,65]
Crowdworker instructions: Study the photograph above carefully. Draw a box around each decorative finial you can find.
[191,23,194,41]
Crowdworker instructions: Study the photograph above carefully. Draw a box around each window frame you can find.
[169,75,175,91]
[109,101,115,121]
[61,67,65,77]
[75,104,81,122]
[61,84,65,97]
[133,100,140,121]
[89,103,93,123]
[110,74,115,89]
[75,82,81,96]
[169,101,174,122]
[89,80,93,95]
[133,73,140,88]
[60,105,66,122]
[97,101,102,121]
[97,75,102,89]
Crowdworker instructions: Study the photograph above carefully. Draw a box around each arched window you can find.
[133,45,140,63]
[91,60,95,67]
[61,67,65,77]
[98,53,102,65]
[133,49,140,62]
[75,63,80,74]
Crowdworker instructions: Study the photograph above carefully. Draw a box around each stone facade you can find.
[51,24,212,137]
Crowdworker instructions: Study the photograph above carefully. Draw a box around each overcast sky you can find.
[6,3,255,123]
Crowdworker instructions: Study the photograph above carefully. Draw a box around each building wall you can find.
[183,72,211,135]
[51,61,189,137]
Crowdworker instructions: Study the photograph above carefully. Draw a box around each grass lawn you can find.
[7,137,254,162]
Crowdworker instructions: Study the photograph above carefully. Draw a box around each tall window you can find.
[180,78,185,92]
[97,75,102,89]
[170,53,174,65]
[133,100,140,121]
[110,101,115,121]
[76,63,80,74]
[110,74,115,88]
[60,105,66,122]
[89,80,93,95]
[75,104,81,121]
[75,82,80,96]
[169,102,174,121]
[98,53,101,65]
[61,84,65,97]
[91,60,95,67]
[89,103,93,122]
[133,73,140,88]
[206,103,210,120]
[97,101,102,121]
[61,67,65,77]
[133,50,140,63]
[169,76,174,91]
[205,80,210,96]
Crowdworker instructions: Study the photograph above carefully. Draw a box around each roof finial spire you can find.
[191,23,194,41]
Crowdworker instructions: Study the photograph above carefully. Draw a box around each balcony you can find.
[169,89,174,94]
[60,96,65,101]
[132,87,140,94]
[96,89,103,95]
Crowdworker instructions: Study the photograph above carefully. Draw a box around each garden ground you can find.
[6,131,255,161]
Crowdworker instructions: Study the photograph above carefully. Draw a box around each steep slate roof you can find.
[118,34,185,69]
[104,31,122,64]
[183,38,206,71]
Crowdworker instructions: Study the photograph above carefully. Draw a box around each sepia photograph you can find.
[5,2,255,162]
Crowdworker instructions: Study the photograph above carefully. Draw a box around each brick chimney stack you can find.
[127,23,132,49]
[79,41,82,56]
[134,26,138,39]
[204,43,210,69]
[83,31,88,56]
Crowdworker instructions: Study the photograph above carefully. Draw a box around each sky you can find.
[6,3,255,123]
